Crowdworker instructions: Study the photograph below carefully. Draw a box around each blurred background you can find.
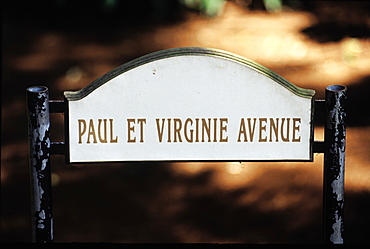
[2,0,370,243]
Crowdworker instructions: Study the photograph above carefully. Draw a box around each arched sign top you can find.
[64,47,315,101]
[64,47,315,163]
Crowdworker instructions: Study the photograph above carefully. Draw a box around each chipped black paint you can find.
[27,86,53,243]
[323,85,347,244]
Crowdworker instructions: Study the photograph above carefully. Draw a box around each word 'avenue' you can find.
[77,117,302,144]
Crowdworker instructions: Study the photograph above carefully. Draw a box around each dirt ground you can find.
[2,0,370,243]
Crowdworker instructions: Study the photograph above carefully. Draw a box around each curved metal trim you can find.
[64,47,315,101]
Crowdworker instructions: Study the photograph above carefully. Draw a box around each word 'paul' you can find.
[78,119,118,144]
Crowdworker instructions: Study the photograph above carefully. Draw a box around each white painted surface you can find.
[66,53,313,162]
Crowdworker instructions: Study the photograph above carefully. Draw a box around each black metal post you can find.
[27,86,53,243]
[323,85,347,244]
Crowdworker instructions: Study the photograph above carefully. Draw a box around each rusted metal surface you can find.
[323,85,347,244]
[50,142,66,155]
[49,100,66,113]
[313,140,325,153]
[27,86,53,243]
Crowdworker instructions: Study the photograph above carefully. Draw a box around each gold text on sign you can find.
[155,118,229,143]
[237,118,301,143]
[78,119,118,144]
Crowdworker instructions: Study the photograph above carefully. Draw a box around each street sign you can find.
[64,48,315,163]
[27,47,347,243]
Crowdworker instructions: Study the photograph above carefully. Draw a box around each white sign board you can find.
[64,48,315,163]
